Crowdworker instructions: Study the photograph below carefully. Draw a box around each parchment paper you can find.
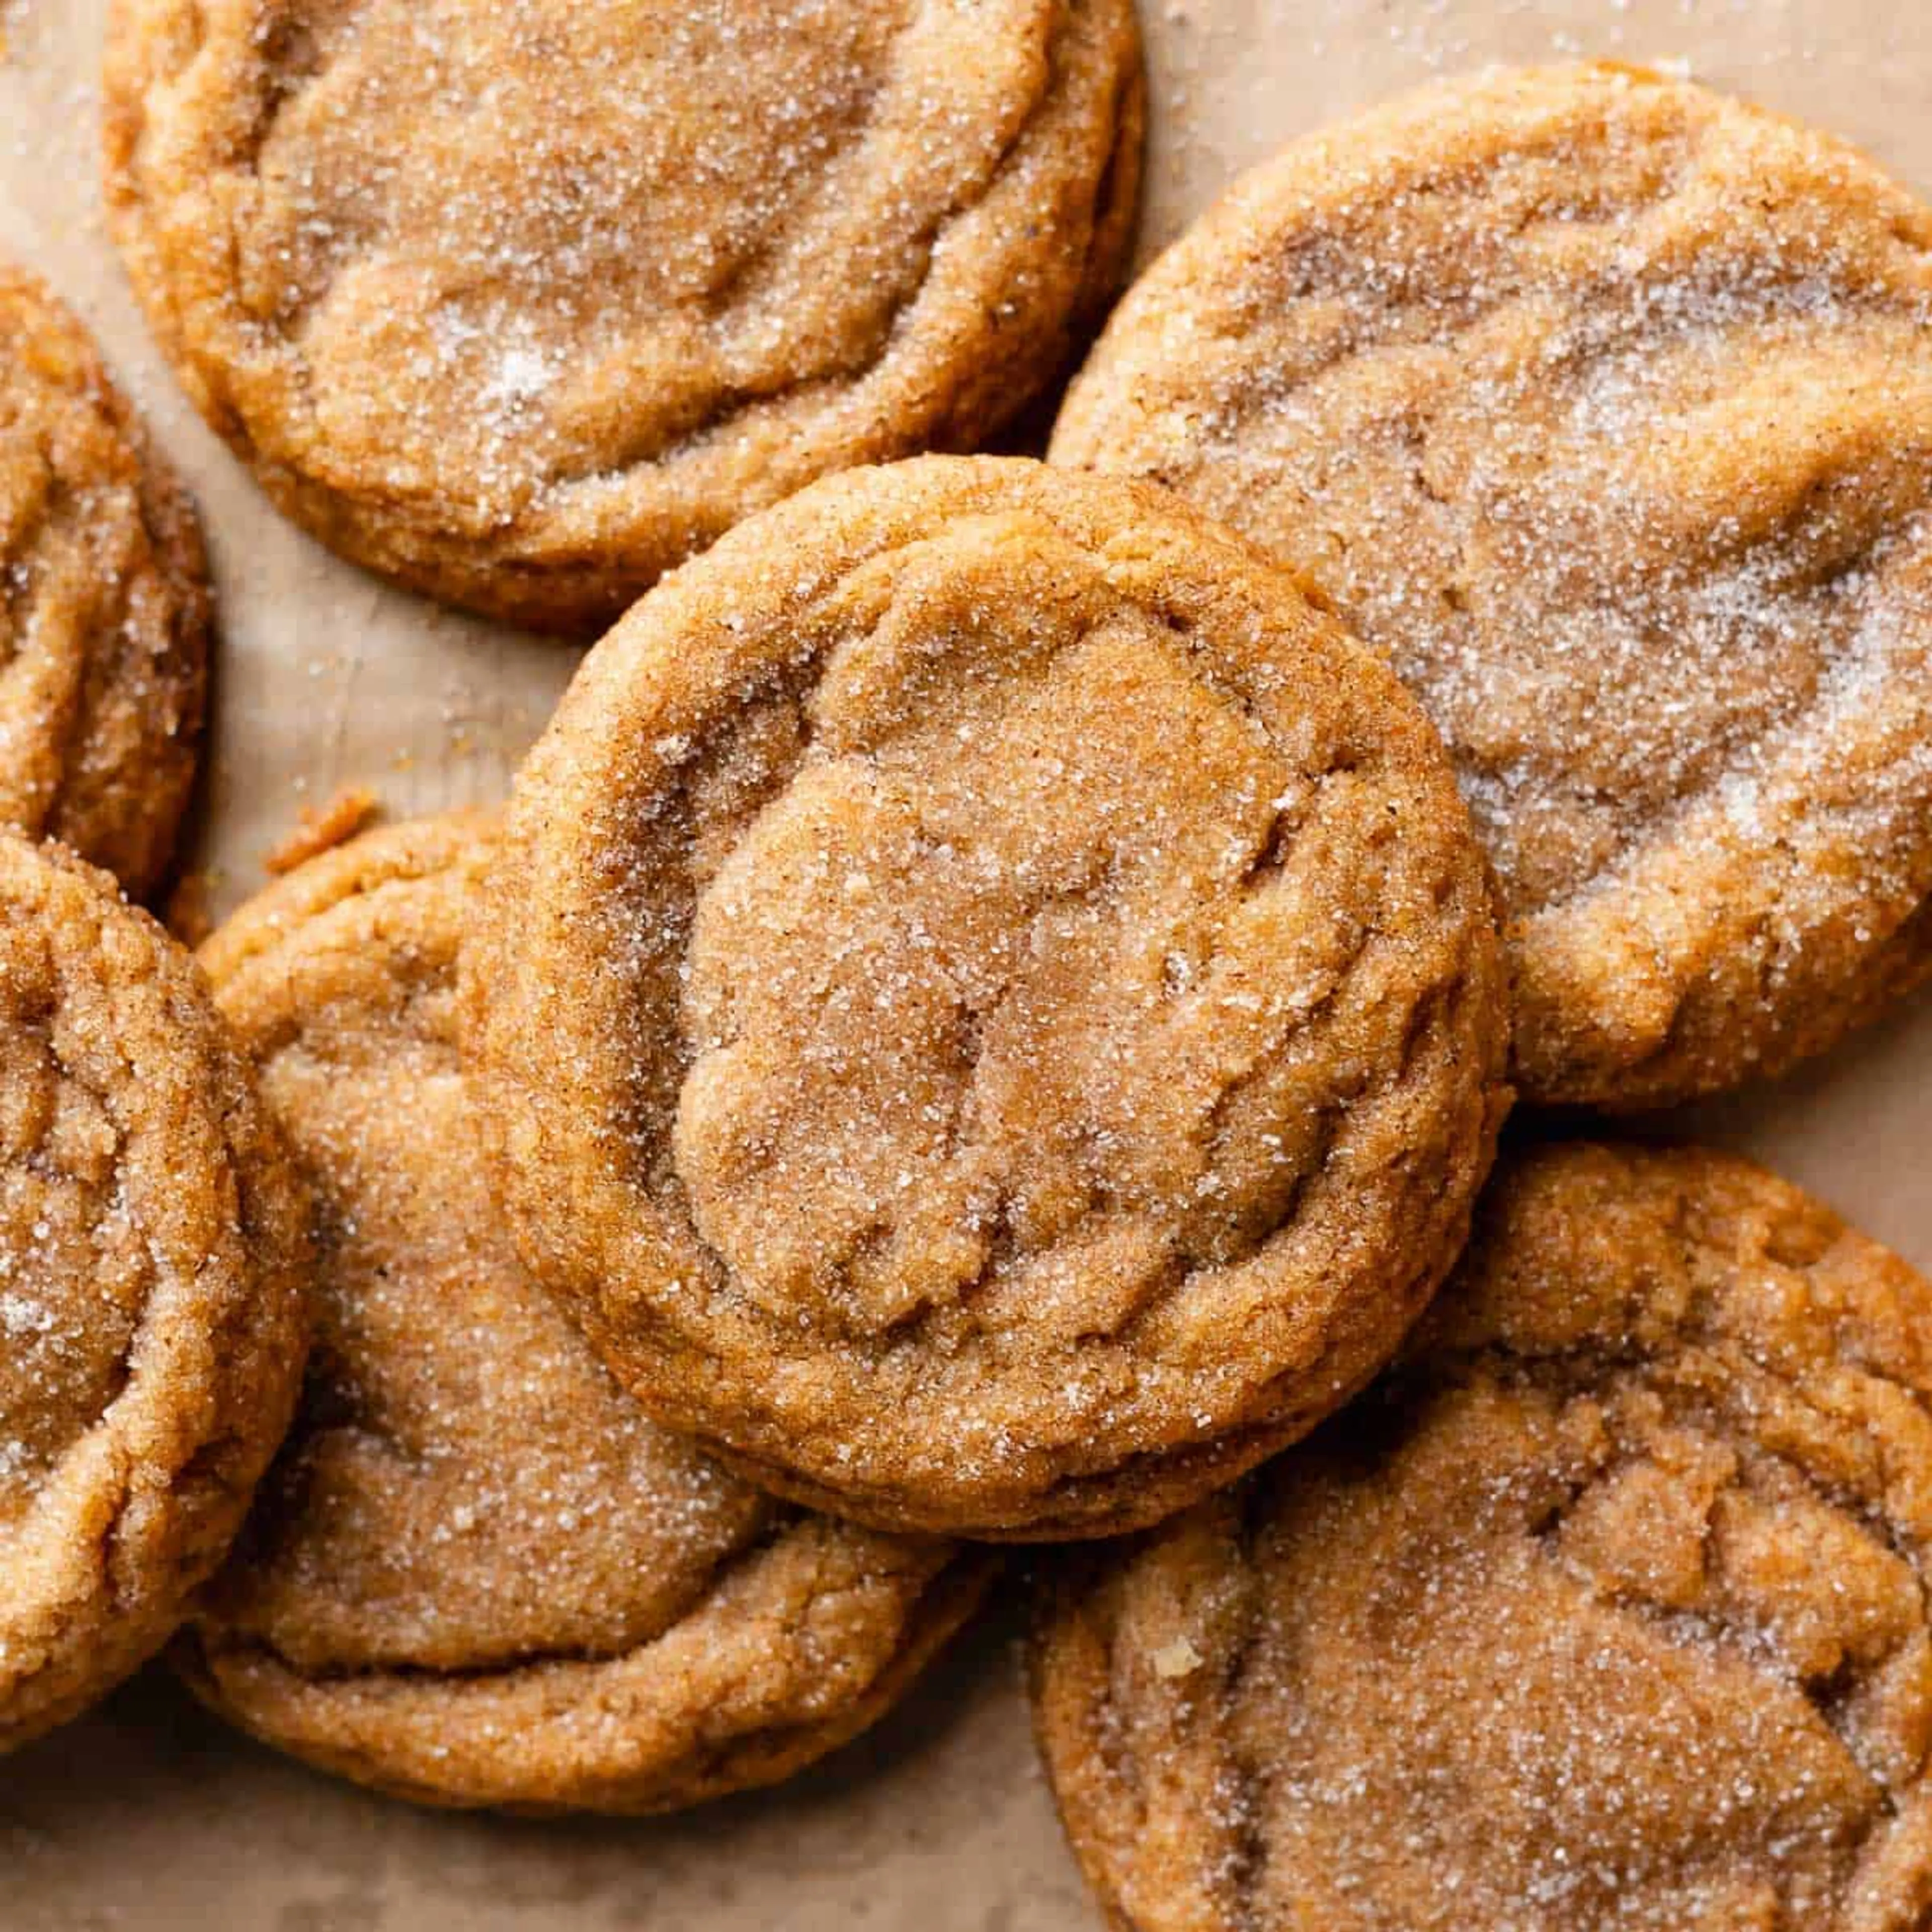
[3,2,1928,1924]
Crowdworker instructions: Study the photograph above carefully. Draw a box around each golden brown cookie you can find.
[181,815,993,1812]
[1,263,210,896]
[0,833,309,1755]
[1034,1141,1932,1932]
[102,0,1144,634]
[470,455,1512,1541]
[1052,62,1932,1110]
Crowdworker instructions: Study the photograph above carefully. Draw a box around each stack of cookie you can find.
[4,7,1932,1924]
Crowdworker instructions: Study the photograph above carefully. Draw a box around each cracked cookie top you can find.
[0,833,309,1754]
[471,456,1511,1540]
[102,0,1143,633]
[1034,1141,1932,1932]
[0,263,209,897]
[184,815,990,1813]
[1052,63,1932,1108]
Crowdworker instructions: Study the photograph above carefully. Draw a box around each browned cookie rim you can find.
[178,1531,993,1815]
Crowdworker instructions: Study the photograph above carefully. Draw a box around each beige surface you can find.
[2,0,1929,1925]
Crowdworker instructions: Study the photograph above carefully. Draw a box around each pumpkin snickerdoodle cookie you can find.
[1053,62,1932,1109]
[102,0,1144,634]
[0,264,209,897]
[470,456,1512,1541]
[1034,1141,1932,1932]
[0,834,309,1755]
[182,816,992,1812]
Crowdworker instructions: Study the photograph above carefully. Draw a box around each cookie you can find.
[1033,1141,1932,1932]
[1,263,210,896]
[182,816,993,1812]
[1052,62,1932,1109]
[0,833,309,1755]
[102,0,1144,634]
[470,455,1512,1540]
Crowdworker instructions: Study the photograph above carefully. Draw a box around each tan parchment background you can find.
[3,1,1930,1925]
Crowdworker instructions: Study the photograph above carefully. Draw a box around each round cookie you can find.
[0,833,309,1755]
[1051,62,1932,1109]
[470,455,1512,1541]
[1033,1141,1932,1932]
[183,815,993,1812]
[102,0,1144,635]
[1,263,210,896]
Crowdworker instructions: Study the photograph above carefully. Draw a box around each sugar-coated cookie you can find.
[471,455,1510,1539]
[184,816,993,1811]
[1035,1141,1932,1930]
[0,834,308,1754]
[1055,64,1932,1107]
[105,0,1144,632]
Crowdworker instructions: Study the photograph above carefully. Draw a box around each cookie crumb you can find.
[264,786,380,875]
[1150,1637,1202,1678]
